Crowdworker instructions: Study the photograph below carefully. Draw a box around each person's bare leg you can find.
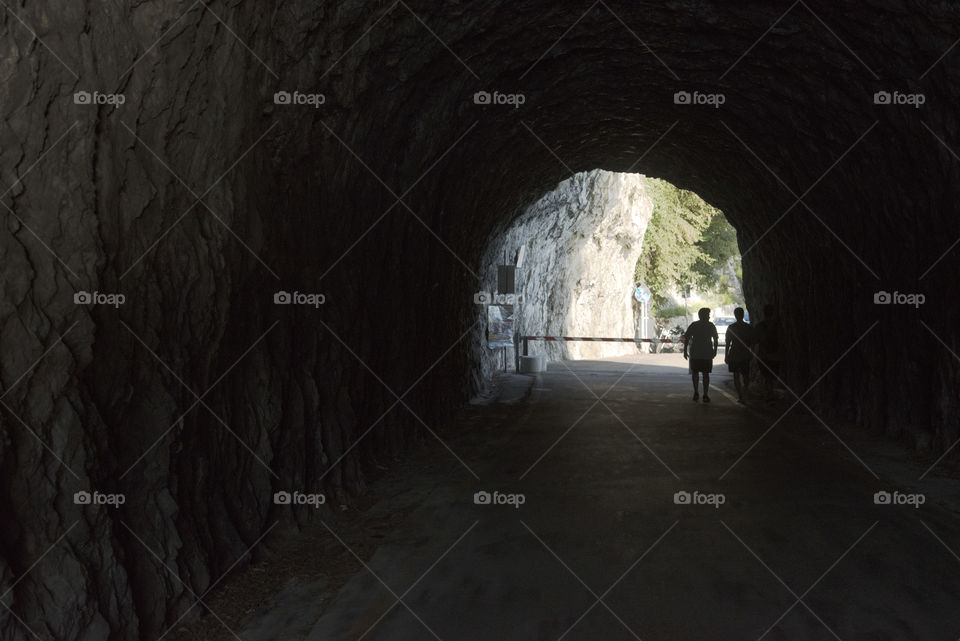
[691,372,699,400]
[702,373,711,401]
[734,373,743,400]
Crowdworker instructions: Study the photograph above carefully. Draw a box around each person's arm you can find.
[683,325,691,360]
[712,326,718,357]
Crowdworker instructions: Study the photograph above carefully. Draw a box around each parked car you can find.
[713,316,735,348]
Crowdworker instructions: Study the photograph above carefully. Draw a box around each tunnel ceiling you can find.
[0,1,958,638]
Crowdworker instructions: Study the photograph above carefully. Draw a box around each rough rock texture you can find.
[0,1,957,639]
[476,169,651,373]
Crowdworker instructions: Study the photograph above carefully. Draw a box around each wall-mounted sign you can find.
[487,304,515,349]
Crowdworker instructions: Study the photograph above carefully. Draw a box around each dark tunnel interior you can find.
[1,1,959,639]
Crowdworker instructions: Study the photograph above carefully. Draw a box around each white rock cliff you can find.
[477,170,654,370]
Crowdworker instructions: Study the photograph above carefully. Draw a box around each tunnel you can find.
[1,1,958,639]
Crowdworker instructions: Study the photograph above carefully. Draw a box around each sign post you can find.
[634,285,652,353]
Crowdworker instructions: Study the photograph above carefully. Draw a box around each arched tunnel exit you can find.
[471,169,742,375]
[0,2,958,640]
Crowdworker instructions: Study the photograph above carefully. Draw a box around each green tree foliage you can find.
[635,178,740,308]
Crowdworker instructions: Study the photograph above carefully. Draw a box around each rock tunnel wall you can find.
[474,169,652,380]
[0,1,958,638]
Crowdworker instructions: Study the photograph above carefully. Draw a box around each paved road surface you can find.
[254,354,960,641]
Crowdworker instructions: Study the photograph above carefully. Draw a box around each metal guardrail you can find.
[519,335,737,357]
[523,336,684,343]
[521,335,694,356]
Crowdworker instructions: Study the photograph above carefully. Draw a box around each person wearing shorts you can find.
[683,308,718,403]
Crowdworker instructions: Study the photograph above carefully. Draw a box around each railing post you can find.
[513,331,520,371]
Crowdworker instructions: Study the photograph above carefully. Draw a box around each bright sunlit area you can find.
[475,170,742,372]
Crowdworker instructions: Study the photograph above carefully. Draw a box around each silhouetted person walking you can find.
[724,307,753,403]
[683,307,718,402]
[754,303,782,389]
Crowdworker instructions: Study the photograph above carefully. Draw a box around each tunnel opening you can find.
[471,169,743,386]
